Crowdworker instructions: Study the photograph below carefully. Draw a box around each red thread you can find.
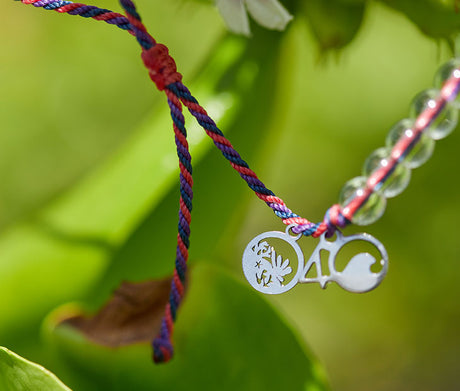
[179,199,191,223]
[57,3,83,12]
[282,217,311,226]
[231,164,258,177]
[255,193,274,202]
[312,222,327,238]
[209,134,233,147]
[93,12,122,21]
[179,163,193,186]
[142,44,182,91]
[173,271,184,296]
[129,17,148,32]
[185,101,207,115]
[327,204,339,226]
[177,234,188,257]
[266,195,285,205]
[160,346,171,361]
[165,305,174,332]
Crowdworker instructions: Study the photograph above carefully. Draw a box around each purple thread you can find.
[34,0,57,6]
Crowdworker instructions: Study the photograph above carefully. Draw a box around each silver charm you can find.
[242,226,388,294]
[300,230,388,293]
[242,228,304,294]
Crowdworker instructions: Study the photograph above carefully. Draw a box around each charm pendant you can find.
[242,226,388,295]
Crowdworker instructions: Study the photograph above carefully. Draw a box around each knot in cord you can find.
[141,44,182,91]
[323,204,349,237]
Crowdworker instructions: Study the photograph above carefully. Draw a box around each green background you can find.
[1,0,459,390]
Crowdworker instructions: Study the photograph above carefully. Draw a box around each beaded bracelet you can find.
[18,0,460,363]
[243,61,460,295]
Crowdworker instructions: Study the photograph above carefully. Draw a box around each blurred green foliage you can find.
[1,0,460,390]
[303,0,365,53]
[42,264,328,391]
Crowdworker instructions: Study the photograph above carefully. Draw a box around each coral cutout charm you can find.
[242,226,388,294]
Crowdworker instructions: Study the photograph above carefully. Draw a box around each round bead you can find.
[363,147,411,198]
[386,119,435,169]
[410,88,458,140]
[339,176,386,226]
[434,58,460,109]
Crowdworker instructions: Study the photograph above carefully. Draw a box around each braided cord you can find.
[19,0,333,231]
[20,0,192,363]
[118,0,336,362]
[150,88,190,363]
[18,0,460,364]
[19,0,132,31]
[117,0,187,363]
[168,82,333,237]
[18,0,341,364]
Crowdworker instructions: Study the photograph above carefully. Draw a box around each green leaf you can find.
[0,347,71,391]
[44,264,329,391]
[381,0,460,40]
[302,0,366,53]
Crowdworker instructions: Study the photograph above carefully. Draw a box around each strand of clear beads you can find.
[337,59,460,226]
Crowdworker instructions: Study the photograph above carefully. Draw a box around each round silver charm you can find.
[242,227,304,294]
[327,231,388,293]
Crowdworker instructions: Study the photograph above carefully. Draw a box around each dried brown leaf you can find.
[60,277,172,347]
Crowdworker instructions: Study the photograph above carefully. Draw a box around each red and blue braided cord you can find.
[16,0,347,364]
[18,0,332,234]
[19,0,132,31]
[21,0,460,364]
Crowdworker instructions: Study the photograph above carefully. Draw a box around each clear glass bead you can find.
[410,88,458,140]
[386,119,435,169]
[434,58,460,109]
[339,176,386,226]
[362,147,411,198]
